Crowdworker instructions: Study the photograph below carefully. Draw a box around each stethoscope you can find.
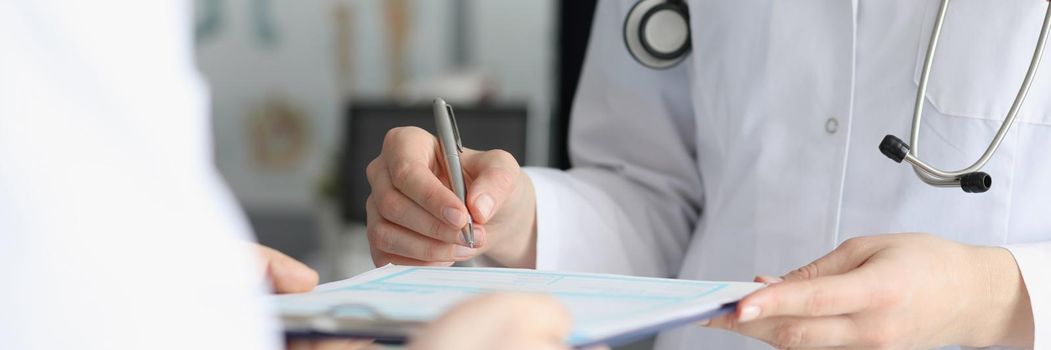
[623,0,692,69]
[625,0,1051,194]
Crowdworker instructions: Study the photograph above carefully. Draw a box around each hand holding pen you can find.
[364,98,539,269]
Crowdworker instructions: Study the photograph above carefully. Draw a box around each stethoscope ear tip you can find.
[960,172,992,193]
[879,135,910,163]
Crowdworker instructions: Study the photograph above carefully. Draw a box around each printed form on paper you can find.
[276,264,763,347]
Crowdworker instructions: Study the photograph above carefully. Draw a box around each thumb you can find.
[462,149,521,223]
[780,237,880,282]
[256,244,319,294]
[409,294,571,350]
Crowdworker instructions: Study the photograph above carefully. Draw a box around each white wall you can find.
[469,0,556,166]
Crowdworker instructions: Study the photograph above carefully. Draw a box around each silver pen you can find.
[433,98,476,248]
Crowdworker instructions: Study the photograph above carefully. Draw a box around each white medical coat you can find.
[526,1,1051,349]
[0,1,278,349]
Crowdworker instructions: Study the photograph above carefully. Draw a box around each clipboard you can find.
[282,301,740,348]
[276,265,762,348]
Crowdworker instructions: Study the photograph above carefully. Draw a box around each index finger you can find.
[737,268,879,322]
[382,127,469,228]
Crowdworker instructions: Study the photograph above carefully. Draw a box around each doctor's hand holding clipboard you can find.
[704,233,1033,349]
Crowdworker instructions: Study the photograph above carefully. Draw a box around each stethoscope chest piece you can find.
[624,0,692,69]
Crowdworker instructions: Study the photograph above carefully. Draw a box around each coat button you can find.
[825,117,839,134]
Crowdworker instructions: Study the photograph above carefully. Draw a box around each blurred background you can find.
[194,0,596,282]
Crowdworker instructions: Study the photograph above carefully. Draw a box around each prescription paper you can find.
[276,265,763,347]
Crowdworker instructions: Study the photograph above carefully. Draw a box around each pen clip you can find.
[446,104,463,153]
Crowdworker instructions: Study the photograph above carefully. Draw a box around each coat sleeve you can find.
[524,0,703,277]
[1005,242,1051,349]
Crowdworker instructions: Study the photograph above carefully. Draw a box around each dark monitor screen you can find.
[340,102,528,223]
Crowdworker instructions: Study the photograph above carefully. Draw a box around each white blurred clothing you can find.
[0,1,278,349]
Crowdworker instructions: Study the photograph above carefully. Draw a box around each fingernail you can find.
[475,194,495,221]
[454,245,477,259]
[469,226,486,247]
[697,318,711,327]
[738,305,761,322]
[757,275,784,284]
[443,207,465,227]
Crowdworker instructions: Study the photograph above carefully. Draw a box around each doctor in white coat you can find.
[365,0,1051,349]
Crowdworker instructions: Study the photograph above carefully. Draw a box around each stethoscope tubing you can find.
[906,0,1051,186]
